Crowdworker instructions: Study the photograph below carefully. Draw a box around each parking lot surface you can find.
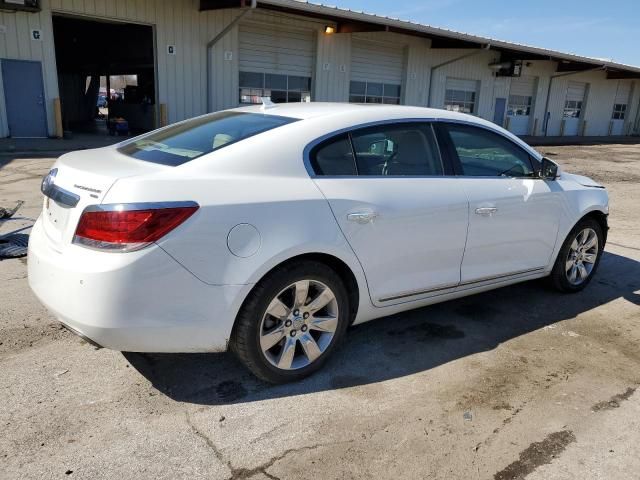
[1,143,639,479]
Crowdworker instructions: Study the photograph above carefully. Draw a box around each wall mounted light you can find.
[324,25,336,34]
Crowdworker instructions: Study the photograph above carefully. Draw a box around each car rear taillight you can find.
[73,202,198,252]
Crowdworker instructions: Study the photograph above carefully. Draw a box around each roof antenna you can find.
[260,97,276,111]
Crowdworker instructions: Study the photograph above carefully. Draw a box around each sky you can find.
[325,0,640,66]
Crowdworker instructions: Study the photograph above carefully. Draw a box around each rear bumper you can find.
[28,217,247,352]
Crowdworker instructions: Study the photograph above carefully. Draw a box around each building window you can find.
[444,89,476,114]
[507,95,532,116]
[349,81,401,104]
[563,100,583,118]
[612,103,626,120]
[239,72,311,104]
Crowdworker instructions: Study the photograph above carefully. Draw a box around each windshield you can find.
[118,111,298,166]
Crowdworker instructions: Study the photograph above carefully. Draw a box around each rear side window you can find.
[444,124,536,177]
[310,135,357,175]
[118,111,297,166]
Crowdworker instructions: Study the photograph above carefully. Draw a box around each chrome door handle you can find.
[475,207,498,216]
[347,212,378,224]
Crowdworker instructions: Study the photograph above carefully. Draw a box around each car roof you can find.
[227,102,542,161]
[232,102,478,122]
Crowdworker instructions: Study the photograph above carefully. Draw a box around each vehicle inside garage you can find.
[52,15,156,137]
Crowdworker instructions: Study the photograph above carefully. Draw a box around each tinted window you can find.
[118,112,297,166]
[445,124,536,177]
[351,124,443,176]
[310,135,356,176]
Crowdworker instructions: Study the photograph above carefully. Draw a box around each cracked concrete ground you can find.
[1,143,639,480]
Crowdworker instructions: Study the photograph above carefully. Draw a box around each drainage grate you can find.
[0,233,29,258]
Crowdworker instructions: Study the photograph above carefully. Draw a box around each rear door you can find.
[310,121,469,306]
[438,122,560,283]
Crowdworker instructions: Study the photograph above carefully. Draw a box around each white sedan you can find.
[28,103,608,383]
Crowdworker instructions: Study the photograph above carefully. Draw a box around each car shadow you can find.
[124,251,640,405]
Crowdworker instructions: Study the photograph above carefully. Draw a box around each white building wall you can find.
[0,2,638,138]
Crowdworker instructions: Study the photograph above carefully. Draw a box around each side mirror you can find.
[540,157,559,180]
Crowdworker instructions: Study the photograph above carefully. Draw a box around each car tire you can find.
[231,260,350,384]
[549,217,604,293]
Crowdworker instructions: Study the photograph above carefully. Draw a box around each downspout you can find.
[542,65,605,136]
[426,44,491,108]
[206,0,257,113]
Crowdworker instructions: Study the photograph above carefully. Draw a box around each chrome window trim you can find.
[303,117,542,178]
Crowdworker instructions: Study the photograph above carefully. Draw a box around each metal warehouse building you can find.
[1,0,640,139]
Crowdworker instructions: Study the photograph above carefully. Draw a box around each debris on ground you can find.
[0,233,29,259]
[0,200,24,219]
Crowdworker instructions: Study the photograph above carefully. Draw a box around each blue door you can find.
[1,59,48,137]
[493,97,506,127]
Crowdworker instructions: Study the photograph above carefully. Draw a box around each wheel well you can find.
[582,210,609,243]
[237,253,360,328]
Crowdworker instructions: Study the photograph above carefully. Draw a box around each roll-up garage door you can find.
[444,78,479,114]
[611,81,632,134]
[238,22,314,104]
[563,81,587,136]
[566,81,587,102]
[349,40,405,104]
[507,76,537,135]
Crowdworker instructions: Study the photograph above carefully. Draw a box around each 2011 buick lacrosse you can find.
[29,103,608,383]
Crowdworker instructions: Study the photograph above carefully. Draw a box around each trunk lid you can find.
[41,147,167,250]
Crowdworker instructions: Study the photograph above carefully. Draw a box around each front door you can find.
[310,122,469,306]
[439,122,560,282]
[1,59,48,137]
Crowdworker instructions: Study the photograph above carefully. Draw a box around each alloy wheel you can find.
[259,280,339,370]
[565,227,598,285]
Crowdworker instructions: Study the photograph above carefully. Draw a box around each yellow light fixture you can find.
[324,25,336,34]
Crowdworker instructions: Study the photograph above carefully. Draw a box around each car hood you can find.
[561,172,605,188]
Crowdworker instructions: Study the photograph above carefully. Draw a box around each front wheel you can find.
[231,261,350,383]
[550,218,604,292]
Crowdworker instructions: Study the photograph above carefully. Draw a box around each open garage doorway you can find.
[52,15,157,139]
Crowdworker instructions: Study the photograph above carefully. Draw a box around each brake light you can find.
[73,202,198,252]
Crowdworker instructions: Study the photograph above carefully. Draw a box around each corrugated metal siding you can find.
[350,39,405,85]
[238,22,315,76]
[314,30,351,102]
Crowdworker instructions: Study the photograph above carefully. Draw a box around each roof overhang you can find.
[200,0,640,77]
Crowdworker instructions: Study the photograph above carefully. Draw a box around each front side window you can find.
[445,89,476,114]
[444,124,536,177]
[563,100,583,118]
[612,103,627,120]
[351,124,443,176]
[508,95,532,116]
[239,72,311,104]
[349,81,401,104]
[118,112,297,166]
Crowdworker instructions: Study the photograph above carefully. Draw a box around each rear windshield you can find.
[117,111,298,166]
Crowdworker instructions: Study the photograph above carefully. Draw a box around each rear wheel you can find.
[550,218,604,292]
[231,261,349,383]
